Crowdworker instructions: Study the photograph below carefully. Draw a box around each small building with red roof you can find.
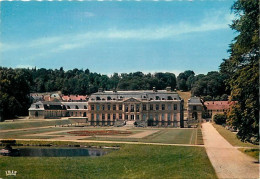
[203,101,236,118]
[62,95,88,102]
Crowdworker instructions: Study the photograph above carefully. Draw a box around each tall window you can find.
[91,114,94,120]
[150,104,153,110]
[136,115,139,120]
[156,104,159,110]
[162,104,165,110]
[119,104,122,110]
[108,114,111,120]
[142,114,146,120]
[113,114,116,120]
[125,115,128,120]
[193,106,197,110]
[168,104,171,110]
[174,104,177,110]
[168,113,171,121]
[96,114,99,121]
[119,114,122,120]
[174,113,177,121]
[136,104,140,112]
[125,105,128,112]
[108,105,111,110]
[91,105,94,110]
[143,104,146,110]
[161,114,165,120]
[113,105,116,110]
[96,104,100,111]
[102,105,105,110]
[131,105,134,112]
[102,114,105,120]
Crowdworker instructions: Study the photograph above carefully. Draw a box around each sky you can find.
[0,0,236,76]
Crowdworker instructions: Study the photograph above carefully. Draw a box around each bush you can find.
[213,114,227,125]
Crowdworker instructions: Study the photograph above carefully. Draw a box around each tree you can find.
[177,70,195,91]
[220,0,259,143]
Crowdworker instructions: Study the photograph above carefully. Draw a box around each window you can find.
[143,104,147,110]
[131,105,134,112]
[168,113,171,121]
[107,96,111,100]
[125,105,128,112]
[91,105,94,110]
[36,105,39,109]
[136,115,139,120]
[156,96,160,100]
[136,104,140,112]
[102,105,105,110]
[108,105,111,110]
[150,104,153,110]
[67,105,71,109]
[71,112,73,116]
[174,104,177,110]
[131,115,134,120]
[113,105,116,110]
[113,114,116,120]
[91,114,94,120]
[96,104,100,111]
[119,105,122,110]
[162,114,165,120]
[162,104,165,110]
[167,96,173,100]
[125,115,128,120]
[193,106,197,110]
[168,104,171,110]
[84,105,87,109]
[102,114,105,120]
[119,114,122,120]
[142,114,146,120]
[149,114,153,120]
[75,105,79,109]
[96,96,101,100]
[96,114,99,121]
[174,113,177,121]
[108,114,111,120]
[156,114,159,121]
[156,104,159,110]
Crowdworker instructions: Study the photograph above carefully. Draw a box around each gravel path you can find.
[202,122,259,179]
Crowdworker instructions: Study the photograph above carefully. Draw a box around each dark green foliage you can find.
[177,70,195,91]
[213,114,227,125]
[0,67,32,119]
[220,0,259,143]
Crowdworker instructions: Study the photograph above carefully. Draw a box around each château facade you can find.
[87,87,184,127]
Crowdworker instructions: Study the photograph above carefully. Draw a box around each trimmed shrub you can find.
[213,114,227,125]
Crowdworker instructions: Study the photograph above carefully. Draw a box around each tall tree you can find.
[220,0,259,143]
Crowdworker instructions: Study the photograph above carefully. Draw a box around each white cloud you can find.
[1,9,233,54]
[16,64,35,69]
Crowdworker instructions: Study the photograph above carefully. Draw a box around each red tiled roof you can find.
[204,101,237,110]
[62,95,87,101]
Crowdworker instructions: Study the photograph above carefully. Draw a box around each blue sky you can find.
[0,0,236,75]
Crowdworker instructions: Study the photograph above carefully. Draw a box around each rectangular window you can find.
[156,114,159,121]
[91,105,94,110]
[119,114,122,120]
[131,115,134,120]
[131,105,134,112]
[162,104,165,110]
[168,113,171,121]
[168,104,171,110]
[113,105,116,110]
[119,105,122,110]
[156,104,159,110]
[102,114,105,120]
[102,105,105,110]
[96,104,100,111]
[136,115,139,120]
[149,114,153,120]
[136,104,139,112]
[150,104,153,110]
[108,114,111,120]
[142,114,146,120]
[96,114,99,121]
[91,114,94,120]
[162,114,164,120]
[108,105,111,110]
[113,114,116,120]
[193,106,197,110]
[174,113,177,121]
[125,105,128,112]
[174,104,177,110]
[125,115,128,120]
[143,104,146,110]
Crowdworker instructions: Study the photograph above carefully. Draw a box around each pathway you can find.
[202,122,259,179]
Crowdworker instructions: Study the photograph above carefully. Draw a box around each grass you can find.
[0,119,74,130]
[212,123,258,148]
[238,148,259,160]
[87,128,199,144]
[0,144,217,179]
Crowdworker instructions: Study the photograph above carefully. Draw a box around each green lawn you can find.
[0,145,217,179]
[87,128,200,145]
[212,123,258,148]
[0,119,74,130]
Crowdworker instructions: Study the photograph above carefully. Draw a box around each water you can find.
[15,147,108,157]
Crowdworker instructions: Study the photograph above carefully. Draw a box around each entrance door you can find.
[192,112,198,120]
[131,115,134,121]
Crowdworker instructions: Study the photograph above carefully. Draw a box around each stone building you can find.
[187,97,203,123]
[203,101,236,118]
[87,87,184,127]
[28,101,88,119]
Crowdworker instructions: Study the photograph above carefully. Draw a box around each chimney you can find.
[166,87,171,92]
[153,87,157,92]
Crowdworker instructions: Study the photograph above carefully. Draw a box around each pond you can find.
[13,147,109,157]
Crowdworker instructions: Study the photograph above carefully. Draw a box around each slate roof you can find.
[29,101,88,110]
[88,90,181,101]
[62,95,88,101]
[188,97,202,105]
